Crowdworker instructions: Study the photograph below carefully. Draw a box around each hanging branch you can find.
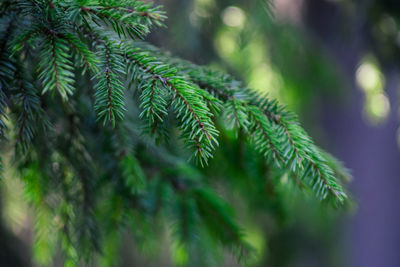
[124,44,219,166]
[162,56,348,204]
[94,40,126,126]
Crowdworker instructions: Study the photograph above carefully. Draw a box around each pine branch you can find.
[224,99,249,131]
[11,25,43,54]
[60,32,98,73]
[165,58,348,204]
[0,14,18,137]
[320,149,352,184]
[94,40,126,127]
[246,104,285,166]
[138,78,169,140]
[14,90,42,151]
[124,44,219,166]
[253,95,347,202]
[11,63,50,153]
[38,35,75,99]
[76,0,166,39]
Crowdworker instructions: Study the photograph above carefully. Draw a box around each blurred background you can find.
[2,0,400,266]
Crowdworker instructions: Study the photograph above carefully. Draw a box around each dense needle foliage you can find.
[0,0,350,265]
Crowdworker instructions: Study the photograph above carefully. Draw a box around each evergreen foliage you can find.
[0,0,351,265]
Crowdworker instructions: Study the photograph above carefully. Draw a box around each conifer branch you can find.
[247,105,284,166]
[94,40,126,127]
[0,15,15,137]
[320,149,352,183]
[124,45,219,165]
[38,35,75,99]
[139,78,169,139]
[11,62,50,153]
[60,32,98,73]
[77,0,166,39]
[165,58,348,203]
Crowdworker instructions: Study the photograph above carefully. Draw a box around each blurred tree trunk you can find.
[304,0,400,266]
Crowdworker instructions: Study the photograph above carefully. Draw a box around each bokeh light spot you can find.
[356,61,383,93]
[221,6,246,28]
[364,93,390,125]
[356,57,390,125]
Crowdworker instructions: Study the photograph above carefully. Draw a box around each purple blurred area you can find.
[304,0,400,266]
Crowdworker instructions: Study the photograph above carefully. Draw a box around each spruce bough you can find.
[0,0,350,264]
